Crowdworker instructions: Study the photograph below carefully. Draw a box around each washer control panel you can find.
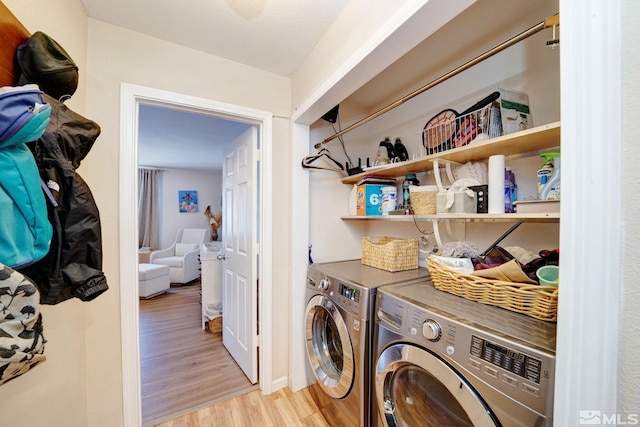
[307,270,371,317]
[338,282,360,303]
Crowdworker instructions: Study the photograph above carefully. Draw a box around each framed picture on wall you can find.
[178,190,198,213]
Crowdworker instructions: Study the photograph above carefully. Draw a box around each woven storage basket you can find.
[209,316,222,334]
[410,186,438,214]
[362,236,419,272]
[427,257,558,322]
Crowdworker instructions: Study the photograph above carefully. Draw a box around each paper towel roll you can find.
[488,155,505,213]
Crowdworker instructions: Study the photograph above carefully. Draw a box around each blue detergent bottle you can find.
[538,150,559,199]
[539,152,560,200]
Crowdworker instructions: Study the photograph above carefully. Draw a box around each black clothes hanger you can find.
[302,147,345,172]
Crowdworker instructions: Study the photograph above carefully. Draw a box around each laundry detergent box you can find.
[499,88,533,135]
[356,184,386,215]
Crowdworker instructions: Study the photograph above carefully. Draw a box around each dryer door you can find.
[305,294,355,399]
[376,343,500,427]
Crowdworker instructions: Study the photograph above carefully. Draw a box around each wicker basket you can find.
[427,257,558,322]
[209,316,222,334]
[362,236,419,272]
[410,186,439,215]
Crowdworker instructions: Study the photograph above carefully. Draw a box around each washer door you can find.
[376,343,500,427]
[305,294,355,399]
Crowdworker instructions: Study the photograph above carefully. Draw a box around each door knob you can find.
[217,254,226,261]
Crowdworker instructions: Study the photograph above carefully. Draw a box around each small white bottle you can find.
[380,186,397,215]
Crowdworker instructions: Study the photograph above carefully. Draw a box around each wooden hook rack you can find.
[0,0,30,87]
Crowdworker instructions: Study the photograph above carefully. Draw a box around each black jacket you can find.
[20,95,108,304]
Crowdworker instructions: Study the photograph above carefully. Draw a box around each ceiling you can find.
[137,105,252,171]
[80,0,349,172]
[80,0,348,78]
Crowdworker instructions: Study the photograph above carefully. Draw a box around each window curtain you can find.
[138,168,160,249]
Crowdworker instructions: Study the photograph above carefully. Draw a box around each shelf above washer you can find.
[341,122,561,184]
[340,213,560,223]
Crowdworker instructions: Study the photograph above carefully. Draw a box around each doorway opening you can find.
[138,279,258,424]
[119,83,274,426]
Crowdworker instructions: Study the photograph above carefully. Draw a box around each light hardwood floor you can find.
[139,280,258,426]
[154,387,331,427]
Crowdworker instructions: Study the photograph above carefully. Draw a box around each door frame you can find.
[119,83,273,426]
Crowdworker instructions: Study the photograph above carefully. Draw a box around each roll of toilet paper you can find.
[488,155,505,214]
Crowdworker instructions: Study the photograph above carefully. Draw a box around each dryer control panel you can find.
[376,284,556,420]
[470,336,542,384]
[407,305,554,417]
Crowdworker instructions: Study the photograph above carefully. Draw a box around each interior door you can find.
[222,126,258,384]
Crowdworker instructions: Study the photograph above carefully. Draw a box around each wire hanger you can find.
[301,147,345,172]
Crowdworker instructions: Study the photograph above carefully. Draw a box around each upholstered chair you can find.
[149,228,207,284]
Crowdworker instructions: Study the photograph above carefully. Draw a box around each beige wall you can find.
[1,1,92,426]
[83,18,292,425]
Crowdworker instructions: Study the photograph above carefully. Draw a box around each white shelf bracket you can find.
[432,159,445,192]
[445,161,456,185]
[432,219,444,249]
[431,217,467,251]
[432,159,462,191]
[445,219,457,241]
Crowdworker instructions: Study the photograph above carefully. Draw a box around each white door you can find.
[222,126,258,384]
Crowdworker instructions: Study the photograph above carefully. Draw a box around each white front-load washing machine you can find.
[374,281,556,426]
[305,260,430,427]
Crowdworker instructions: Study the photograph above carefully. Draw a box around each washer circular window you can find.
[376,343,498,426]
[305,295,355,399]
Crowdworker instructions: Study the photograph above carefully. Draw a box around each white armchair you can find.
[149,228,207,284]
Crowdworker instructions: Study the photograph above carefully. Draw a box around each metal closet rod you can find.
[314,15,556,150]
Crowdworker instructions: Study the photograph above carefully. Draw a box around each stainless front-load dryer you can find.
[374,281,556,426]
[305,260,430,427]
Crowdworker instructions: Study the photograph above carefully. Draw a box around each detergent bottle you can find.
[537,150,559,198]
[374,137,394,165]
[539,151,561,200]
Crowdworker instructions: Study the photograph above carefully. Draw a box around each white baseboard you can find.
[270,375,288,393]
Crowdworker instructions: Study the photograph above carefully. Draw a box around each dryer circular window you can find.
[376,343,498,426]
[305,294,355,398]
